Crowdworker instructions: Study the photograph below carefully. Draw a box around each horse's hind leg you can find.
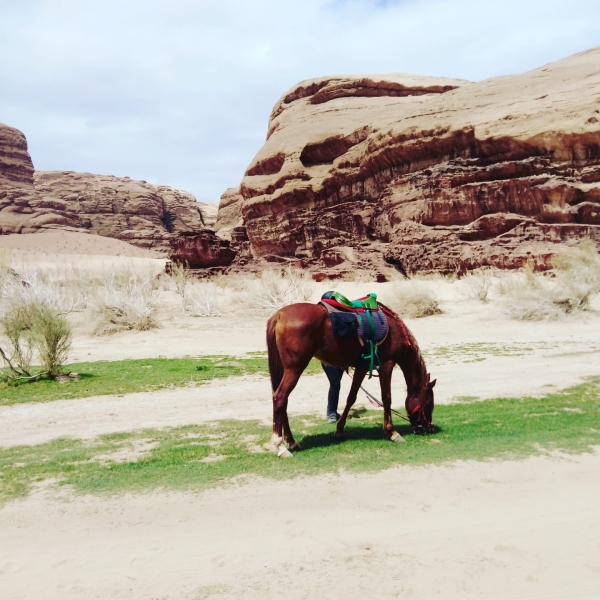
[380,360,403,442]
[282,413,301,452]
[269,369,303,454]
[334,369,367,440]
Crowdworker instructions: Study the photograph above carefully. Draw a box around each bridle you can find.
[346,370,434,433]
[408,401,435,435]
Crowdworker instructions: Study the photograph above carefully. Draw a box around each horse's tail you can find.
[266,314,284,393]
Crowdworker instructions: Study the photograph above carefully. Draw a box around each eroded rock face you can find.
[169,231,236,269]
[232,48,600,273]
[0,124,84,235]
[214,187,244,240]
[0,124,228,267]
[31,171,209,251]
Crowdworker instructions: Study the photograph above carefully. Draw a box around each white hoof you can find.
[278,445,293,458]
[263,434,284,453]
[390,431,405,443]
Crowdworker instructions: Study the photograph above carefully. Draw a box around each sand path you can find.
[1,451,599,599]
[2,336,600,448]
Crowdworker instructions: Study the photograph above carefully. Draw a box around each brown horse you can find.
[266,302,436,455]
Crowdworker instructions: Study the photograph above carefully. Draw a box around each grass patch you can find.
[424,341,600,363]
[1,379,599,502]
[0,355,323,406]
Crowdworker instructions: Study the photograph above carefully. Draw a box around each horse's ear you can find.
[426,373,431,383]
[429,378,437,389]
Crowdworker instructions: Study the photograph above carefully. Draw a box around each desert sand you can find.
[1,234,599,599]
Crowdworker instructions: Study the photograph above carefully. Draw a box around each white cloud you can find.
[1,0,599,202]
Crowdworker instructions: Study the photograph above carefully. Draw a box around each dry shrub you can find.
[93,265,159,334]
[168,261,188,311]
[386,281,442,319]
[460,268,496,303]
[209,272,248,291]
[0,267,73,380]
[498,240,600,320]
[243,267,314,310]
[9,268,89,313]
[185,282,222,317]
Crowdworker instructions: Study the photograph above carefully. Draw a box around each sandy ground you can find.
[2,452,599,599]
[1,236,600,599]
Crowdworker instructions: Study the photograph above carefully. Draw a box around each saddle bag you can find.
[329,311,359,338]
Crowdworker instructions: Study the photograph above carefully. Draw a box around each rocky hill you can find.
[224,47,600,274]
[0,123,224,259]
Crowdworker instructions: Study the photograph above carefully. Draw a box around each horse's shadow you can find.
[298,422,417,450]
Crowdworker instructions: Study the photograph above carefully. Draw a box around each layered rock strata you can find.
[0,123,227,263]
[0,124,84,234]
[232,48,600,274]
[33,171,217,252]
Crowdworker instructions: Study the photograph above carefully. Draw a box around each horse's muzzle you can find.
[412,421,436,435]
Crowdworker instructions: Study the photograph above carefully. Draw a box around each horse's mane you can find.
[379,301,428,380]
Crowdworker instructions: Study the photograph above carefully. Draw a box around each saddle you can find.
[319,291,389,378]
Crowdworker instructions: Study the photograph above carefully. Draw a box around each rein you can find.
[345,370,411,422]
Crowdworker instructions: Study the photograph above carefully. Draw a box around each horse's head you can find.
[407,374,436,435]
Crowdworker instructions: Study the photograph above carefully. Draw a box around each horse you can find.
[266,301,436,455]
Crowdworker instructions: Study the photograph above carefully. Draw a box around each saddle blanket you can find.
[320,299,389,346]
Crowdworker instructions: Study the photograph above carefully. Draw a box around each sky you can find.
[1,0,599,203]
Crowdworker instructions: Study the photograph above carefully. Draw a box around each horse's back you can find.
[270,302,326,332]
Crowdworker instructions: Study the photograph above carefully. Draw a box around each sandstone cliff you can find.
[0,124,84,234]
[0,123,228,263]
[231,47,600,274]
[33,171,206,251]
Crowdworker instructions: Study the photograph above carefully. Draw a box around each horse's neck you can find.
[397,341,427,395]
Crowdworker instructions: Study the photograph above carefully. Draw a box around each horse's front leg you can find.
[334,368,367,440]
[380,360,404,442]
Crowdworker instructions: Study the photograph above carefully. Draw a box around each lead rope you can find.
[345,369,411,423]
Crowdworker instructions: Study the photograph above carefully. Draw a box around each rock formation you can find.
[0,124,84,235]
[214,187,243,240]
[229,47,600,274]
[32,171,218,252]
[0,123,230,264]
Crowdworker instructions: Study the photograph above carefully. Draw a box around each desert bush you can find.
[386,281,442,318]
[0,300,72,381]
[185,283,222,317]
[93,266,159,334]
[168,261,188,311]
[209,272,249,291]
[243,267,314,310]
[460,268,496,303]
[498,240,600,320]
[2,268,89,313]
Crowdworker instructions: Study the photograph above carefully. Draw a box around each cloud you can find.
[1,0,599,202]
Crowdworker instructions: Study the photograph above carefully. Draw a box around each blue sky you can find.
[1,0,599,203]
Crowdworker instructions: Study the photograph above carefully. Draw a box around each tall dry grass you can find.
[498,240,600,320]
[386,280,442,318]
[92,264,160,334]
[242,267,315,310]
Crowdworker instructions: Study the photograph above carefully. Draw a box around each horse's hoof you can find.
[278,445,293,458]
[288,442,302,452]
[390,431,405,443]
[333,435,345,444]
[263,435,284,453]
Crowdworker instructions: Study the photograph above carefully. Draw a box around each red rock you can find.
[214,187,243,241]
[226,47,600,274]
[169,231,236,269]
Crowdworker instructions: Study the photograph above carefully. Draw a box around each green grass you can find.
[424,341,600,363]
[1,379,599,502]
[0,355,323,406]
